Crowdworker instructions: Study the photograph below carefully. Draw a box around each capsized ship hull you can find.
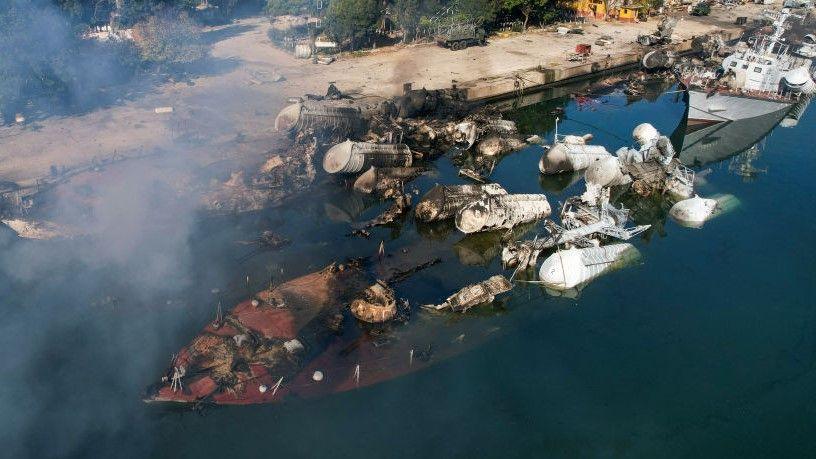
[145,258,531,406]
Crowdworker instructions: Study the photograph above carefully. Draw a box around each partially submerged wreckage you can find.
[144,75,740,406]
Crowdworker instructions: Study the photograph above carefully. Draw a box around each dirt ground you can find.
[0,3,770,187]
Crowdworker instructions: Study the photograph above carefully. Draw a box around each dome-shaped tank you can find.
[584,155,624,187]
[783,66,816,94]
[669,194,738,228]
[632,123,659,146]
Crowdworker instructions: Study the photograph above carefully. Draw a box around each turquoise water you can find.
[2,84,815,458]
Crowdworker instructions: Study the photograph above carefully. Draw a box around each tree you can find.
[133,12,206,66]
[266,0,320,16]
[390,0,440,42]
[323,0,381,49]
[457,0,501,25]
[501,0,548,29]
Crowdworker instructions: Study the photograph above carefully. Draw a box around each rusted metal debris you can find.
[455,194,551,234]
[424,275,513,313]
[415,183,507,222]
[358,192,412,228]
[350,281,397,323]
[353,166,426,195]
[147,261,369,404]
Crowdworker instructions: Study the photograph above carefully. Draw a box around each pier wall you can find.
[461,30,740,103]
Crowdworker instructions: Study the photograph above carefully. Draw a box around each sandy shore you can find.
[0,4,767,186]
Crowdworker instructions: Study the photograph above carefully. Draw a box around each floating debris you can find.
[359,192,412,228]
[350,281,397,323]
[502,205,650,271]
[669,194,739,228]
[425,275,513,313]
[538,243,641,291]
[455,194,551,234]
[415,183,507,222]
[353,166,425,194]
[475,135,525,157]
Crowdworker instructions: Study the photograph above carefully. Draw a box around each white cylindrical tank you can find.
[455,194,551,234]
[539,143,611,174]
[584,155,626,187]
[323,140,412,174]
[538,243,640,290]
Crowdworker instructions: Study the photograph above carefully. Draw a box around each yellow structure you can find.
[573,0,607,20]
[617,6,641,22]
[572,1,642,22]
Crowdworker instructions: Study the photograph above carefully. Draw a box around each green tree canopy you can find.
[323,0,381,48]
[501,0,548,29]
[266,0,322,16]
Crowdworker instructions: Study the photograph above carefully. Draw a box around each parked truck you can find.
[436,24,486,50]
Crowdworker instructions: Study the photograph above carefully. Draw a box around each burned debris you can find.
[455,194,551,234]
[424,275,513,313]
[415,184,507,222]
[146,65,753,407]
[350,281,397,323]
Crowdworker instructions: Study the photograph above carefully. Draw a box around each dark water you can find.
[2,84,815,458]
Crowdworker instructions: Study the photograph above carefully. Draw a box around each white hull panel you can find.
[687,90,791,124]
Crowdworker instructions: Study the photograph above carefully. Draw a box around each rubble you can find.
[204,133,317,213]
[353,166,426,195]
[424,275,513,313]
[475,135,526,157]
[358,192,412,228]
[642,49,677,71]
[637,16,677,46]
[455,194,551,234]
[538,243,641,291]
[415,183,507,222]
[350,281,397,323]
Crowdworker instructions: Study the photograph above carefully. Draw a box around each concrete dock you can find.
[459,30,741,103]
